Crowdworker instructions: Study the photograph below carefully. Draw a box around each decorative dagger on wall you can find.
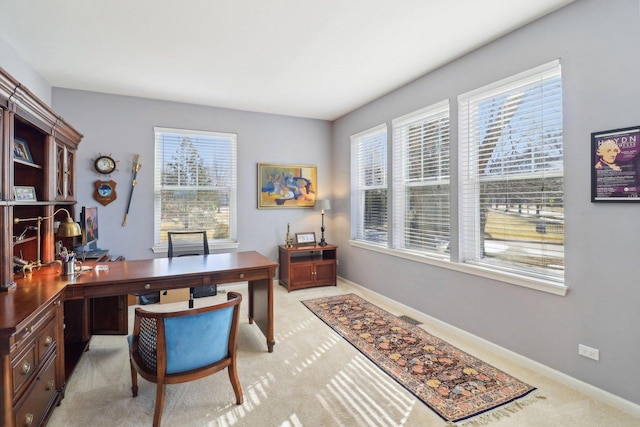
[122,154,141,226]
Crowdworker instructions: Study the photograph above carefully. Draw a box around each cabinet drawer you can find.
[12,345,36,396]
[211,269,269,284]
[15,355,57,427]
[38,318,58,362]
[13,306,56,353]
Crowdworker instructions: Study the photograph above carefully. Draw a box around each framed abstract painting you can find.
[258,163,317,208]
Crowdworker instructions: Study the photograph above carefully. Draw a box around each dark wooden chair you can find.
[128,291,243,427]
[167,230,216,308]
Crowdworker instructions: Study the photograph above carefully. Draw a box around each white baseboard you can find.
[338,275,640,418]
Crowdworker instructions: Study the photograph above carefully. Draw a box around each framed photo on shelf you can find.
[13,138,33,163]
[257,163,317,209]
[591,125,640,202]
[295,232,316,245]
[14,186,37,202]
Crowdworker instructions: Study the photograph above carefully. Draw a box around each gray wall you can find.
[332,0,640,405]
[0,37,51,105]
[52,89,332,263]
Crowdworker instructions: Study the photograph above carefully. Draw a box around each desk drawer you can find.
[70,277,205,298]
[131,277,205,294]
[38,318,58,362]
[12,345,36,396]
[209,269,268,284]
[13,304,57,353]
[15,354,57,427]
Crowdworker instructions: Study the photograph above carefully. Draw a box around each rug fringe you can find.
[452,391,546,426]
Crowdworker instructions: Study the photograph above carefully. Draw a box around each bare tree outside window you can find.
[459,61,563,281]
[154,128,236,247]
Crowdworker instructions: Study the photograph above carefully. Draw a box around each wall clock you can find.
[93,180,117,206]
[94,155,117,174]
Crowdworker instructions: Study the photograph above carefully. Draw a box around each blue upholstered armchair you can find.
[128,291,243,427]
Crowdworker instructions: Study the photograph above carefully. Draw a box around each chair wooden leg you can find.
[129,359,138,397]
[153,383,166,427]
[227,361,243,404]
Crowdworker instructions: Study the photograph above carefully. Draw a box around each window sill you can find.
[348,240,568,296]
[151,240,240,255]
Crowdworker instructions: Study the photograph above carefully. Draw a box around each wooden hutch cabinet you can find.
[0,67,82,426]
[0,66,82,290]
[278,244,337,291]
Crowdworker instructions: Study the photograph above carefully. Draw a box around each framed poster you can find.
[591,126,640,202]
[258,163,317,208]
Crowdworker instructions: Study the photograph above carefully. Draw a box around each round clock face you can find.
[94,156,116,174]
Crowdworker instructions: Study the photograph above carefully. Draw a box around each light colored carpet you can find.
[48,280,640,426]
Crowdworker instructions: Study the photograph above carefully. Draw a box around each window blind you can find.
[350,124,388,244]
[154,127,237,246]
[392,101,450,257]
[458,60,563,282]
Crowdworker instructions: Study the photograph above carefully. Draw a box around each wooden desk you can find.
[67,251,277,350]
[0,251,277,427]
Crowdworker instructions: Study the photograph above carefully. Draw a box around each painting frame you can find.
[591,125,640,202]
[13,137,33,163]
[258,163,317,209]
[14,186,37,202]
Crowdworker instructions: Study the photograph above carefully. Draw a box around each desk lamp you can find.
[316,199,331,246]
[14,208,82,274]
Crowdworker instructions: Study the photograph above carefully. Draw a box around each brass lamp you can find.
[14,208,82,274]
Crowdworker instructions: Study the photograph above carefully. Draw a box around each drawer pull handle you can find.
[46,379,55,390]
[44,336,54,346]
[22,361,32,375]
[144,283,151,289]
[239,273,245,279]
[25,413,34,426]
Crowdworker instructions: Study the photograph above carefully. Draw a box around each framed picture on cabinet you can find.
[13,138,33,163]
[257,163,317,208]
[14,186,37,201]
[295,232,316,245]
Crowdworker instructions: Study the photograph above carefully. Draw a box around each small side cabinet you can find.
[278,244,337,291]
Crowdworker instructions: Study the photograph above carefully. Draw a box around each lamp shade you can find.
[316,199,331,211]
[56,216,82,237]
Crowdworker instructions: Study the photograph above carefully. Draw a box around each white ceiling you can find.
[0,0,574,120]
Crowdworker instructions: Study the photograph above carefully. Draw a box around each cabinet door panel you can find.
[91,295,128,335]
[290,264,314,286]
[315,262,336,285]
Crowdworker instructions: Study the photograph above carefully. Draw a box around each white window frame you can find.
[152,127,238,253]
[458,60,564,288]
[350,124,388,246]
[392,100,450,259]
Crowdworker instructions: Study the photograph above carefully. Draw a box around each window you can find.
[154,127,237,249]
[351,124,388,245]
[458,60,563,283]
[392,101,450,257]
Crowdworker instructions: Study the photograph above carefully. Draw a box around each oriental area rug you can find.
[302,293,539,425]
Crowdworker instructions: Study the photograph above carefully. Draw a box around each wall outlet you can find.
[578,344,600,361]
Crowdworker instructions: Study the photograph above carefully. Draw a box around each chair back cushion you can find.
[164,305,233,374]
